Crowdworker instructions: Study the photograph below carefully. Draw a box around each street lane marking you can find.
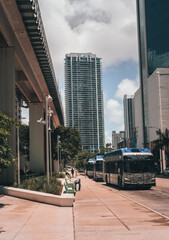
[104,184,169,222]
[84,183,130,231]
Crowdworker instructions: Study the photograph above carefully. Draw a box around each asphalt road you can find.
[100,177,169,219]
[74,175,169,240]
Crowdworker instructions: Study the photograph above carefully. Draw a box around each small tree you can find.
[19,124,29,158]
[52,125,82,167]
[156,128,169,166]
[73,150,92,170]
[0,111,16,173]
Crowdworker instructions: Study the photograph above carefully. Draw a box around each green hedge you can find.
[16,174,65,195]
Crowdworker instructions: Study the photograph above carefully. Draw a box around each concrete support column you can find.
[0,47,16,185]
[29,103,45,173]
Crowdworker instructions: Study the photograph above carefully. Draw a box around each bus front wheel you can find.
[118,176,122,188]
[106,175,108,185]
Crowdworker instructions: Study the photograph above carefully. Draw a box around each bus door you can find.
[118,162,123,187]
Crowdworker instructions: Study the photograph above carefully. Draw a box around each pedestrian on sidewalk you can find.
[71,168,74,177]
[75,177,81,191]
[66,171,71,180]
[78,177,81,191]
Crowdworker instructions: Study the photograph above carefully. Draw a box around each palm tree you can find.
[156,128,169,168]
[156,128,169,148]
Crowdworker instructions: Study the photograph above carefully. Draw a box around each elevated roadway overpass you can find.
[0,0,64,184]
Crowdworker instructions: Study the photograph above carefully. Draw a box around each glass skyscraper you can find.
[136,0,169,146]
[65,53,104,153]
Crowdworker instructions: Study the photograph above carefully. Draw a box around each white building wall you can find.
[134,88,144,148]
[147,68,169,143]
[147,69,161,142]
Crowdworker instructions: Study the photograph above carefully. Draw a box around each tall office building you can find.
[136,0,169,146]
[123,95,135,147]
[65,53,104,153]
[112,131,120,150]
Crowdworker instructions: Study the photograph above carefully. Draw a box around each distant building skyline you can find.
[112,131,121,150]
[112,130,125,150]
[64,53,104,153]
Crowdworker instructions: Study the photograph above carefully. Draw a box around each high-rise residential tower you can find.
[136,0,169,146]
[65,53,104,153]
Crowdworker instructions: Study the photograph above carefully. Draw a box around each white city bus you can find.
[94,155,104,181]
[104,148,156,189]
[86,159,96,178]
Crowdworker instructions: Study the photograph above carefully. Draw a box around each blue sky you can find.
[103,60,139,142]
[22,0,140,144]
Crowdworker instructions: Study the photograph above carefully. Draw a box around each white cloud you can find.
[104,75,139,144]
[38,0,139,140]
[116,77,139,99]
[38,0,138,84]
[105,130,112,144]
[105,99,123,124]
[104,98,124,144]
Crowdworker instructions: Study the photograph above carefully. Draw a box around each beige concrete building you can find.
[134,68,169,171]
[147,69,169,143]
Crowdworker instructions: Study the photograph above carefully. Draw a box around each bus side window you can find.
[120,162,123,174]
[114,162,118,174]
[106,162,109,173]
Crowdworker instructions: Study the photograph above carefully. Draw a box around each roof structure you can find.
[16,0,64,125]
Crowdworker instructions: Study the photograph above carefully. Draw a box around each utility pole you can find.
[57,135,60,172]
[48,107,53,177]
[37,95,53,185]
[17,101,20,185]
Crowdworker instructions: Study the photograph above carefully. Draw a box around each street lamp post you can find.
[17,101,20,186]
[48,107,53,177]
[57,135,60,172]
[60,148,62,171]
[37,95,53,185]
[45,95,53,185]
[45,96,49,185]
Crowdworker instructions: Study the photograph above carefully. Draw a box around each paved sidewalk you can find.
[0,195,73,240]
[1,175,169,239]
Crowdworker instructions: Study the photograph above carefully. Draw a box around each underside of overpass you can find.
[0,0,64,184]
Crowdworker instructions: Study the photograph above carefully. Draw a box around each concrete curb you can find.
[0,185,75,207]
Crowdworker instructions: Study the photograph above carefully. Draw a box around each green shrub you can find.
[52,172,65,178]
[17,175,63,195]
[0,111,17,173]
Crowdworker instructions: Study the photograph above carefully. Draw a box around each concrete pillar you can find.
[0,47,16,185]
[29,103,45,173]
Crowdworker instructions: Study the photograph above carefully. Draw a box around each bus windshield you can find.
[87,164,94,171]
[95,161,103,171]
[124,160,154,173]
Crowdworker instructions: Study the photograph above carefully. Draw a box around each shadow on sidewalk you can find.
[156,174,169,179]
[0,195,10,209]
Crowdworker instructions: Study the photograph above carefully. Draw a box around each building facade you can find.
[136,0,169,146]
[112,131,120,150]
[134,88,144,148]
[123,95,135,147]
[65,53,104,153]
[112,131,126,150]
[147,68,169,170]
[147,69,169,140]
